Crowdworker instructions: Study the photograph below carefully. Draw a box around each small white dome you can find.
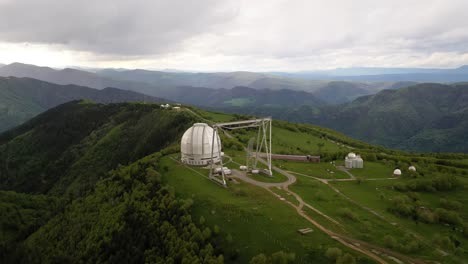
[347,152,357,159]
[181,123,221,165]
[408,166,416,171]
[393,169,402,175]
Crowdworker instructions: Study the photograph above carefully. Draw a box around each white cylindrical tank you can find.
[251,169,259,174]
[240,165,247,171]
[181,123,222,166]
[393,169,402,176]
[345,159,353,169]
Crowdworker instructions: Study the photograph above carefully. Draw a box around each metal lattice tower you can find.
[209,117,272,187]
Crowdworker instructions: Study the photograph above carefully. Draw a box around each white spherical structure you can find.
[181,123,221,166]
[393,169,402,176]
[347,152,357,159]
[408,166,416,172]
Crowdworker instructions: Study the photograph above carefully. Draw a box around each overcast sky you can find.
[1,0,468,71]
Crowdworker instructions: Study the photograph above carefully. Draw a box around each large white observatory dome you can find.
[181,123,222,166]
[393,169,402,176]
[347,152,357,159]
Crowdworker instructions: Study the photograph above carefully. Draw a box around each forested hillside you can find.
[0,77,167,132]
[0,102,227,263]
[1,101,467,263]
[224,83,468,153]
[310,83,468,152]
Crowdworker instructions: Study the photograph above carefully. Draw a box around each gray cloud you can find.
[1,0,468,70]
[0,0,238,56]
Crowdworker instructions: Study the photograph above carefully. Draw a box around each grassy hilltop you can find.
[1,101,467,263]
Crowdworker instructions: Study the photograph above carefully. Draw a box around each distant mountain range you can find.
[270,65,468,82]
[0,62,419,105]
[2,63,468,153]
[0,77,167,132]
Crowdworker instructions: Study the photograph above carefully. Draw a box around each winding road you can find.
[230,157,425,264]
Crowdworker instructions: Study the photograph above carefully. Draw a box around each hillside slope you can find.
[0,77,167,132]
[153,85,325,109]
[302,83,468,152]
[0,102,229,263]
[1,102,467,263]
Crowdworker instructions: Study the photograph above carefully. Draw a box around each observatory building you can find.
[181,123,222,166]
[345,152,364,169]
[393,169,402,176]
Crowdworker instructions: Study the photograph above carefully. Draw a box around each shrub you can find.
[325,247,342,260]
[439,198,462,210]
[384,235,397,249]
[336,253,356,264]
[434,208,463,226]
[338,208,358,221]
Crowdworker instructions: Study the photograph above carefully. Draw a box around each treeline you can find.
[6,153,224,263]
[388,194,467,231]
[393,175,462,192]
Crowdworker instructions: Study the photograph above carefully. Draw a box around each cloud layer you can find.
[1,0,468,70]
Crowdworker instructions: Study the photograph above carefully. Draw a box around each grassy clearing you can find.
[288,174,444,260]
[348,161,395,179]
[274,160,349,179]
[248,172,288,183]
[330,179,468,263]
[190,108,234,122]
[272,127,342,154]
[160,155,367,263]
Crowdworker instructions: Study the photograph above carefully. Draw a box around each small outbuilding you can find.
[408,166,416,172]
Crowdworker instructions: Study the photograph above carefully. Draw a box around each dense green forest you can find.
[0,101,299,263]
[0,101,207,262]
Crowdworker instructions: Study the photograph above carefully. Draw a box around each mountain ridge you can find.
[0,76,168,133]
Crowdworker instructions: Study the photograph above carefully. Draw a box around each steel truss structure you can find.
[209,117,272,186]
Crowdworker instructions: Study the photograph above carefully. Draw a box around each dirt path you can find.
[336,165,356,179]
[231,159,426,264]
[175,117,424,263]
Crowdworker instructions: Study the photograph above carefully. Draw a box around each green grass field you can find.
[348,161,395,179]
[181,107,468,263]
[274,160,350,179]
[248,172,288,183]
[287,174,453,260]
[160,155,370,263]
[330,179,468,263]
[271,127,342,154]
